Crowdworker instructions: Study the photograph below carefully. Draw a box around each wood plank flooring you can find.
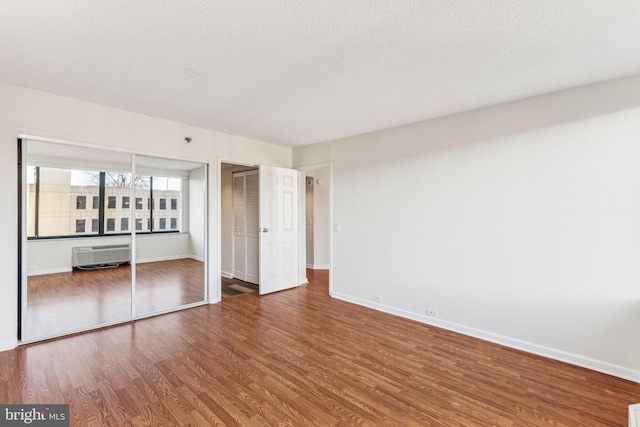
[3,269,639,425]
[25,258,205,340]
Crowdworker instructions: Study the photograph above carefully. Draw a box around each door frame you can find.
[216,159,258,301]
[217,159,333,299]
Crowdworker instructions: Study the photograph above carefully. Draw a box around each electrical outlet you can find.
[426,308,438,317]
[372,294,382,303]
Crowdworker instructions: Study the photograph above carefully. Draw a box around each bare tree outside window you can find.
[84,172,150,189]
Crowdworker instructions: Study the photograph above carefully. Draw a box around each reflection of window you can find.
[134,175,181,233]
[76,196,86,209]
[27,167,100,238]
[135,218,142,231]
[27,164,185,239]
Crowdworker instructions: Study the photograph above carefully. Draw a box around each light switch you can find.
[334,223,341,232]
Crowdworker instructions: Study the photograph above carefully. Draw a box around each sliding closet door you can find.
[21,141,208,341]
[134,155,207,317]
[22,140,132,341]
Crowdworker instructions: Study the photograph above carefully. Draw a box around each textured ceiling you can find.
[2,1,640,147]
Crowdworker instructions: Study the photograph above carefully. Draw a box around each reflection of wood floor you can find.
[221,276,259,298]
[25,258,205,340]
[4,268,639,425]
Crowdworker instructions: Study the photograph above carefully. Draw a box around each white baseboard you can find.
[331,292,640,384]
[309,264,329,270]
[221,270,233,279]
[27,267,72,276]
[0,338,17,352]
[136,255,194,264]
[28,256,202,274]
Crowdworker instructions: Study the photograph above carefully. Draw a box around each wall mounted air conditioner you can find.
[72,244,131,269]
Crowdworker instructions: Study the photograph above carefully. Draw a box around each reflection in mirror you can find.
[134,155,206,316]
[23,140,133,341]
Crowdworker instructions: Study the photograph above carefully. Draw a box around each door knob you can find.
[262,228,269,232]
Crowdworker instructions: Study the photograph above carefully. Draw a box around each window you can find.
[91,219,99,232]
[135,218,142,231]
[159,198,166,210]
[121,217,129,231]
[76,219,85,233]
[171,198,177,210]
[107,196,116,209]
[159,218,166,230]
[76,196,86,209]
[135,198,142,209]
[92,196,99,209]
[106,218,115,232]
[147,218,153,231]
[122,196,130,209]
[147,198,154,210]
[171,218,177,229]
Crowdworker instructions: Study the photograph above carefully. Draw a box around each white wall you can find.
[312,168,331,269]
[305,173,315,267]
[294,74,640,382]
[0,83,291,351]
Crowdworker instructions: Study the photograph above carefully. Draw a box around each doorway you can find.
[220,162,259,297]
[220,162,304,297]
[302,165,332,294]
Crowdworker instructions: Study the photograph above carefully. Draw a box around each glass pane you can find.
[134,175,151,232]
[104,172,136,235]
[26,166,36,238]
[135,156,205,316]
[37,167,100,237]
[24,141,132,341]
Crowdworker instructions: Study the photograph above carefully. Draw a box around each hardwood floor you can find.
[25,259,205,340]
[3,269,638,425]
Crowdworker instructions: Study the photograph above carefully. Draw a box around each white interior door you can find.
[259,165,299,295]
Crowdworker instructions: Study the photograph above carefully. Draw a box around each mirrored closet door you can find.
[21,140,207,342]
[134,155,207,316]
